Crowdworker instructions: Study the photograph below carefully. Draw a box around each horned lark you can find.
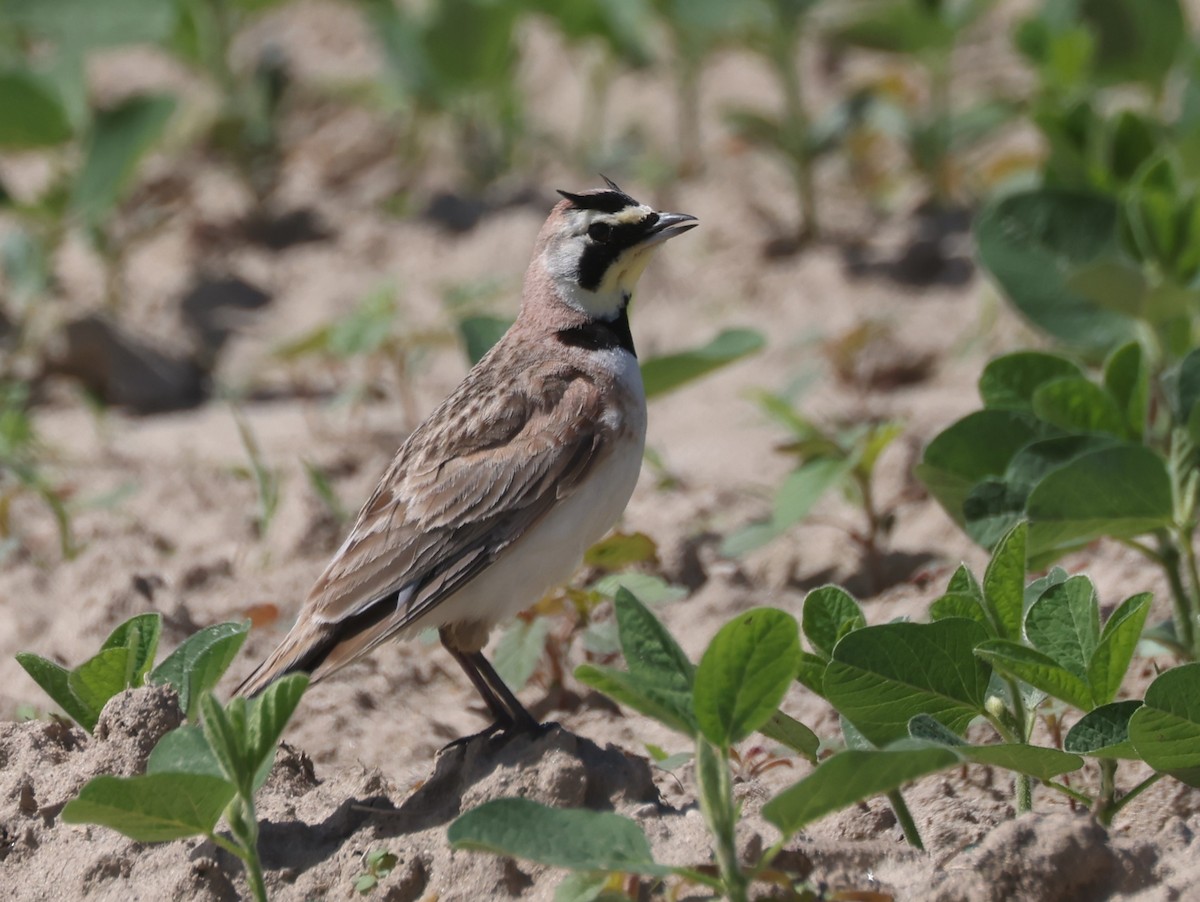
[236,180,697,733]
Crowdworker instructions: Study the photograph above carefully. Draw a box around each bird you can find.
[235,178,697,735]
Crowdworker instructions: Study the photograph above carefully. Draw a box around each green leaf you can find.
[1024,575,1100,680]
[974,639,1094,710]
[101,613,162,686]
[908,714,1084,779]
[1064,700,1141,759]
[458,315,511,365]
[795,650,826,695]
[801,585,866,659]
[147,725,225,778]
[758,711,819,763]
[1080,0,1185,89]
[575,664,696,736]
[14,653,95,731]
[492,617,551,691]
[979,352,1084,411]
[613,588,695,696]
[1170,348,1200,424]
[1031,377,1126,437]
[975,189,1136,355]
[62,773,234,841]
[1026,444,1173,562]
[720,520,785,558]
[67,647,130,728]
[200,694,250,791]
[584,532,657,569]
[822,620,992,745]
[983,521,1026,641]
[762,744,960,837]
[4,0,178,50]
[773,458,851,528]
[693,608,800,747]
[246,673,309,780]
[587,572,686,605]
[448,798,669,876]
[918,410,1049,528]
[0,70,72,148]
[72,94,176,225]
[640,329,765,400]
[1129,663,1200,786]
[1088,592,1151,705]
[1103,342,1148,439]
[929,592,991,630]
[149,621,249,720]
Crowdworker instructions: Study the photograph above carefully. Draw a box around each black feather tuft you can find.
[556,186,638,214]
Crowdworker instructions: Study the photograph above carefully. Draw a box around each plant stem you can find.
[886,790,925,850]
[927,52,952,207]
[1157,534,1196,656]
[225,796,268,902]
[695,740,747,902]
[1043,780,1093,806]
[1179,526,1200,658]
[1102,773,1166,824]
[769,24,818,242]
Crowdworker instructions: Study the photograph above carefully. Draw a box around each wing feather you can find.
[235,359,618,695]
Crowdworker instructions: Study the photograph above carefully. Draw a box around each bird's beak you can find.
[641,212,699,247]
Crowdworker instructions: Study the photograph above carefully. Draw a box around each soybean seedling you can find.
[17,612,308,902]
[723,390,902,591]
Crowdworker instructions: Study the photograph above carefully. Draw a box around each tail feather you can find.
[234,588,406,697]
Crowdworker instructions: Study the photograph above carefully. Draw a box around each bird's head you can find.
[533,177,698,320]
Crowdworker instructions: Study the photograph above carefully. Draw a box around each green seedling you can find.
[919,338,1200,656]
[649,0,756,176]
[231,408,281,541]
[364,0,525,191]
[16,614,249,730]
[18,611,306,901]
[453,589,819,901]
[63,674,309,902]
[354,848,399,895]
[827,0,1007,207]
[725,0,834,245]
[276,283,454,423]
[0,9,177,363]
[800,522,1196,826]
[723,390,902,589]
[0,382,75,557]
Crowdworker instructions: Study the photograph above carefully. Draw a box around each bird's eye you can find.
[587,222,613,243]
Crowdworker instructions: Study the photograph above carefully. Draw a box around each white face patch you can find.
[543,205,662,320]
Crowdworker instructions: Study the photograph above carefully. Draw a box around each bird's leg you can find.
[440,632,539,734]
[465,649,540,733]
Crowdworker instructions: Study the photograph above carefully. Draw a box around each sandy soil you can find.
[3,2,1199,899]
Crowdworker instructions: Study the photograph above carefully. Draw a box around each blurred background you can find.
[2,0,1199,755]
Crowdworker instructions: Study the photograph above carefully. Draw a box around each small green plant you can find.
[0,382,75,557]
[452,590,820,901]
[231,408,282,541]
[17,612,307,902]
[725,0,834,246]
[723,390,902,588]
[827,0,1009,207]
[354,848,399,895]
[63,675,308,902]
[275,282,454,423]
[363,0,526,191]
[17,615,249,730]
[450,530,1200,895]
